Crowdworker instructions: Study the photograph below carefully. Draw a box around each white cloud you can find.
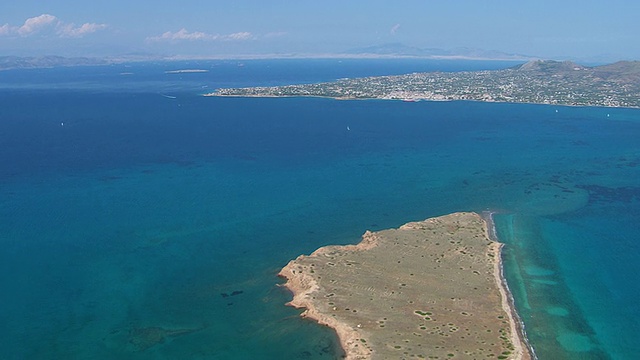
[226,32,253,41]
[57,22,108,38]
[152,28,214,41]
[148,29,255,42]
[0,13,106,38]
[264,31,288,38]
[0,23,11,36]
[390,23,401,35]
[17,14,57,36]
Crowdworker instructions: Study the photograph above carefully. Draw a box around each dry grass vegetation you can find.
[280,212,529,359]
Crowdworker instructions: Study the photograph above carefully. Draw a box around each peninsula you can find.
[207,60,640,108]
[279,212,531,360]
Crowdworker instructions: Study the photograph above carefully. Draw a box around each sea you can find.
[0,58,638,359]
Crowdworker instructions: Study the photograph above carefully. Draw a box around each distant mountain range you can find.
[0,56,112,70]
[0,48,532,71]
[344,43,535,60]
[2,51,638,72]
[0,54,166,71]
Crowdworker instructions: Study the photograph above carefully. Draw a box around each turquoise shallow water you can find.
[0,60,639,359]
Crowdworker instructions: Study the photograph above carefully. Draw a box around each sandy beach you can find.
[279,212,532,359]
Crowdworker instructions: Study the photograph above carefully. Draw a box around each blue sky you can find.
[1,1,638,60]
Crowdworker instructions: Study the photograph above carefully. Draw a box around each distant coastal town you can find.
[207,60,640,108]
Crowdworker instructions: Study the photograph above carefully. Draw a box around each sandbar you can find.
[279,212,531,359]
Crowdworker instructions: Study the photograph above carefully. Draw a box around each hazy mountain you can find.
[0,56,110,71]
[345,43,535,60]
[592,61,640,83]
[346,43,450,57]
[514,59,640,83]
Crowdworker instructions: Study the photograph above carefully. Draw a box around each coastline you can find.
[481,211,536,360]
[204,92,640,110]
[278,232,378,359]
[279,212,533,359]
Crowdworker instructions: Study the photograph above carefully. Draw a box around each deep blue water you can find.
[0,60,638,359]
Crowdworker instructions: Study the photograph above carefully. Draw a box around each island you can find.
[164,69,209,74]
[279,212,532,360]
[207,60,640,108]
